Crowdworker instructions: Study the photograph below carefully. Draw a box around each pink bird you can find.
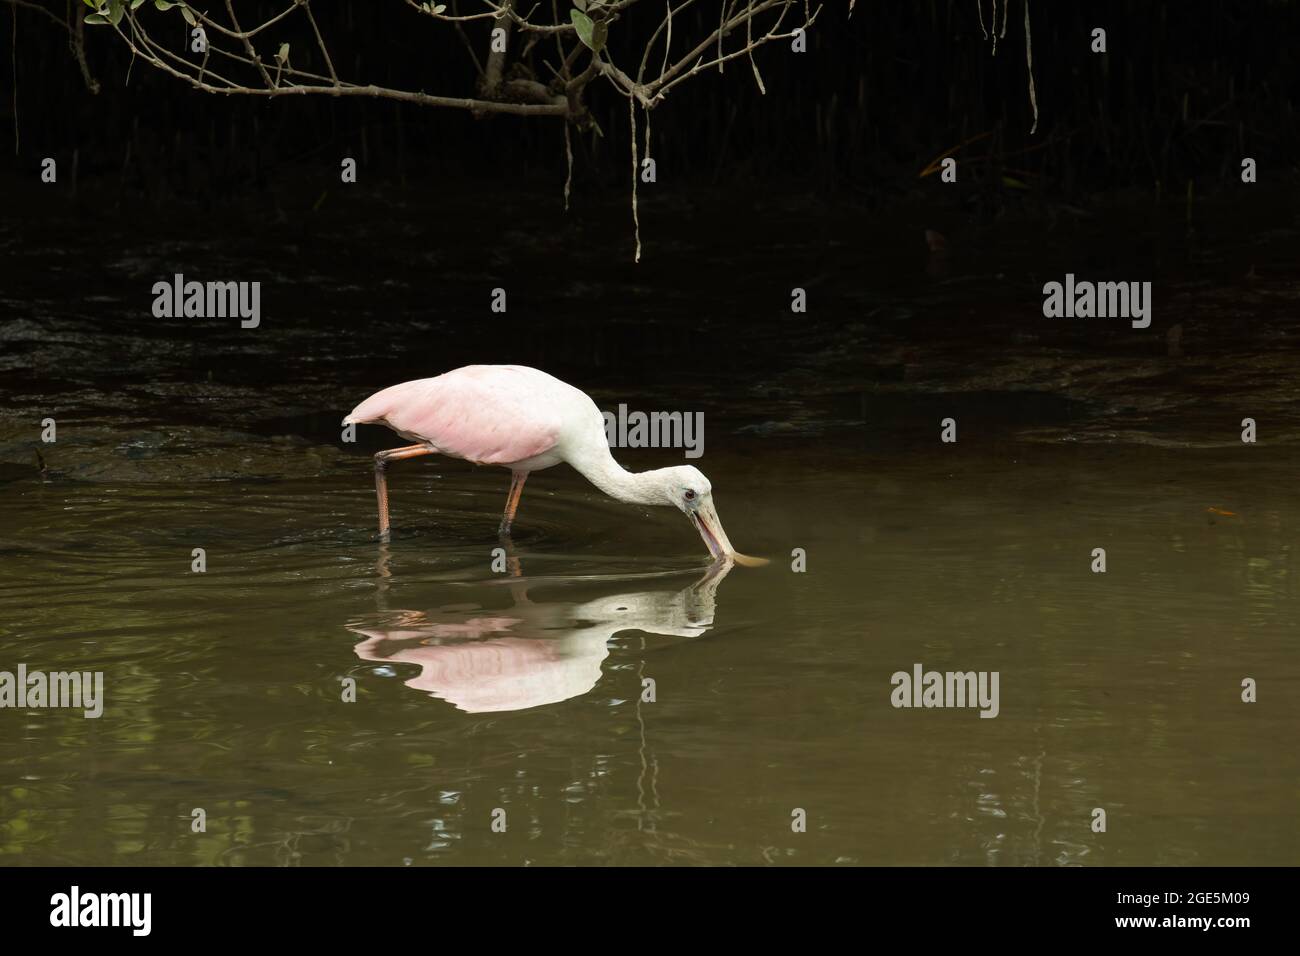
[343,365,765,564]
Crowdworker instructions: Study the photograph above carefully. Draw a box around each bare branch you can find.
[223,0,274,88]
[113,8,566,116]
[18,0,816,258]
[302,2,339,86]
[651,1,817,101]
[480,0,514,96]
[8,0,63,31]
[3,0,98,93]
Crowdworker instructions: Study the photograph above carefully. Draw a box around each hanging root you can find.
[563,120,573,211]
[979,0,1038,134]
[644,97,654,169]
[629,96,641,263]
[1025,0,1038,134]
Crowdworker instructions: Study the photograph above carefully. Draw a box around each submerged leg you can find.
[499,470,529,537]
[374,444,434,539]
[496,533,524,578]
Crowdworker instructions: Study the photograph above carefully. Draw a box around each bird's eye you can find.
[684,489,697,501]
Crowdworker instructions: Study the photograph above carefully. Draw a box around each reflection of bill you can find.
[349,560,732,713]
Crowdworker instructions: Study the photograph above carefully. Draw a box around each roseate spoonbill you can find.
[343,365,765,565]
[350,563,730,712]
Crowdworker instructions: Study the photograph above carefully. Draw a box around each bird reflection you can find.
[348,559,733,713]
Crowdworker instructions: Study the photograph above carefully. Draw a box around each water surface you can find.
[1,191,1297,865]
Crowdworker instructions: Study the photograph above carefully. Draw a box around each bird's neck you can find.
[571,445,666,507]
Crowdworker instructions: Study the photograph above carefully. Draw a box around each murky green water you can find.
[1,190,1297,865]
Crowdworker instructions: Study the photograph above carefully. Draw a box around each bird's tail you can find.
[343,387,402,428]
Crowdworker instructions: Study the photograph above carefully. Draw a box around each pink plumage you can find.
[347,365,563,466]
[345,363,762,563]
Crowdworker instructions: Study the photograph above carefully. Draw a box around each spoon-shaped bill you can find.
[690,498,770,567]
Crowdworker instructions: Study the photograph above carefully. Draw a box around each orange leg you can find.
[374,444,434,539]
[499,470,529,537]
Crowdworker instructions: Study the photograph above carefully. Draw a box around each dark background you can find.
[1,1,1297,410]
[4,1,1297,206]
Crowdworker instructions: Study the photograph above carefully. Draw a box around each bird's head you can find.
[653,465,768,567]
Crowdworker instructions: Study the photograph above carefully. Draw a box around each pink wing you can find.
[346,365,563,465]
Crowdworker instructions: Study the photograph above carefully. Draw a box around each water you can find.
[1,188,1297,865]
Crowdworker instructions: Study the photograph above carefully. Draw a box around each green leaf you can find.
[106,0,125,25]
[276,42,290,64]
[570,10,594,50]
[432,3,447,12]
[84,12,110,24]
[180,4,196,26]
[81,1,99,9]
[154,0,177,9]
[572,0,586,10]
[131,0,146,9]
